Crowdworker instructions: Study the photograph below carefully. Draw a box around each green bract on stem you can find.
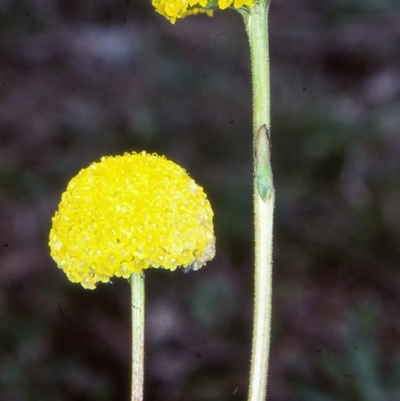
[255,124,273,201]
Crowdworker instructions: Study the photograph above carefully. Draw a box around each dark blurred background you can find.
[1,0,400,400]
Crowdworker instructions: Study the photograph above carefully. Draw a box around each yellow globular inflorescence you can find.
[152,0,255,24]
[49,152,215,289]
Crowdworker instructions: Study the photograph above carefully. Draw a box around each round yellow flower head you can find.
[49,152,215,289]
[152,0,255,24]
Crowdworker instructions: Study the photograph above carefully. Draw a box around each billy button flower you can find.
[49,151,215,290]
[152,0,255,24]
[49,151,215,400]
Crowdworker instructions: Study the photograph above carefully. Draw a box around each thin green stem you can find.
[243,1,274,400]
[130,272,145,401]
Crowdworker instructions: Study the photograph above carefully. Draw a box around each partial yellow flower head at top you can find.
[152,0,255,24]
[49,152,215,289]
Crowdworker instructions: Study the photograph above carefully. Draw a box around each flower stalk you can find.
[130,272,145,401]
[243,1,274,400]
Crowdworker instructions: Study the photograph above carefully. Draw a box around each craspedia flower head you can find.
[49,152,215,289]
[152,0,255,24]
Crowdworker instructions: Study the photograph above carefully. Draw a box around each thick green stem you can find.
[130,272,145,401]
[243,1,274,400]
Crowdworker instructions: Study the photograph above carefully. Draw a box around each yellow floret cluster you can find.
[49,152,215,289]
[152,0,254,24]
